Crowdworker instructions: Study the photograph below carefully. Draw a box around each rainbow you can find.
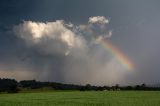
[84,26,135,70]
[100,39,135,71]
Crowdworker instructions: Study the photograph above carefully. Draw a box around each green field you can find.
[0,91,160,106]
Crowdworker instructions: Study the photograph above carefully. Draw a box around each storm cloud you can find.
[0,16,131,85]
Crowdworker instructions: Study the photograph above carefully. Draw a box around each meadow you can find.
[0,91,160,106]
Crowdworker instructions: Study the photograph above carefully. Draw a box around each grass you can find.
[0,91,160,106]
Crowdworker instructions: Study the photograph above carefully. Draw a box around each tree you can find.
[0,78,18,93]
[115,84,119,90]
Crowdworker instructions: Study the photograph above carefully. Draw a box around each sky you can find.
[0,0,160,86]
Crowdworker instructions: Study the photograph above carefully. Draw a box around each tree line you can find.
[0,78,160,93]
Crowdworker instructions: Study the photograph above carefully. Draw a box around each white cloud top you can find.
[14,20,85,56]
[89,16,109,24]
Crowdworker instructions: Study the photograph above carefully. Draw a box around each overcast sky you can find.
[0,0,160,86]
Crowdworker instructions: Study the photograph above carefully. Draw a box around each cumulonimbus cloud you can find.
[13,16,112,56]
[5,16,130,85]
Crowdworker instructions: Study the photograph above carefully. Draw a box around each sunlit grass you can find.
[0,91,160,106]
